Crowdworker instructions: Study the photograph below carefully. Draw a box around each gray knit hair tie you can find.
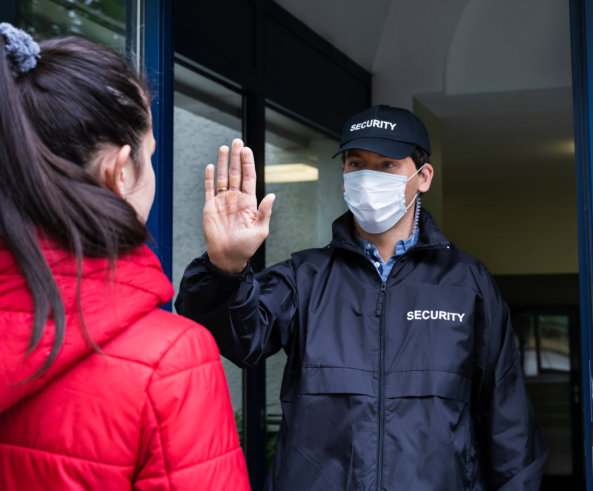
[0,22,40,74]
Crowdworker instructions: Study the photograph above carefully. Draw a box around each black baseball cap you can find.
[333,105,431,159]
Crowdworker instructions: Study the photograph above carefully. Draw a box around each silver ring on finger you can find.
[217,187,227,194]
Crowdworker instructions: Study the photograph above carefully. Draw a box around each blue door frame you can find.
[143,0,173,291]
[571,0,593,488]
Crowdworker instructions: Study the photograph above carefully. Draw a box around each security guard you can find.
[176,105,548,490]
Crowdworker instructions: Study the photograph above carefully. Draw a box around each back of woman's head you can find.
[0,25,152,375]
[22,36,150,174]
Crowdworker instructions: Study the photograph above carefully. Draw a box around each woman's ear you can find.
[101,144,133,197]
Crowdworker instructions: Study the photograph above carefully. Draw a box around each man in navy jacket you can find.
[176,105,548,490]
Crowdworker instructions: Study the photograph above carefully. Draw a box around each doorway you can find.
[410,0,582,486]
[511,307,583,489]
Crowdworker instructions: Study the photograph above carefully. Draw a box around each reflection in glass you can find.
[539,315,570,372]
[513,313,570,375]
[173,62,243,416]
[18,0,129,52]
[264,107,342,430]
[513,313,538,376]
[265,108,344,266]
[512,311,573,475]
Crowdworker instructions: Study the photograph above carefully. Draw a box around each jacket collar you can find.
[329,208,450,253]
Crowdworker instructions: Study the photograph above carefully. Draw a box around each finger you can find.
[229,138,244,191]
[205,164,215,201]
[241,146,257,196]
[217,145,229,191]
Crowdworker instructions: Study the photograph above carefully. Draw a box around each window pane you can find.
[512,311,573,476]
[264,107,343,428]
[173,62,243,418]
[538,315,570,372]
[535,313,573,475]
[18,0,130,53]
[512,313,539,376]
[265,109,344,266]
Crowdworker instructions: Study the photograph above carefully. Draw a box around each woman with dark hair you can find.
[0,24,249,490]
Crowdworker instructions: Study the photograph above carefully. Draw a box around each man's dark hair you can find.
[0,35,151,376]
[410,147,430,169]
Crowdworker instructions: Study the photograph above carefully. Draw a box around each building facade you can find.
[1,1,592,489]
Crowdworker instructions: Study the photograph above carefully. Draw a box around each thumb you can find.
[257,193,276,226]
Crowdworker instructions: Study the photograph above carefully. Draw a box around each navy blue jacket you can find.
[176,209,548,490]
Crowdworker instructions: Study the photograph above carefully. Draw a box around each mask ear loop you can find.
[407,164,426,234]
[406,163,426,182]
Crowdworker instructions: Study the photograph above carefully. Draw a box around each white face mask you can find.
[343,165,424,234]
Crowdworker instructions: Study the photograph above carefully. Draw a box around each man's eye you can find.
[349,161,361,167]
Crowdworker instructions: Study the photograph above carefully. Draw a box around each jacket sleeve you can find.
[133,322,250,491]
[475,273,548,490]
[175,253,298,368]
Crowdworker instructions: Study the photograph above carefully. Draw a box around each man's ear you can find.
[418,163,434,193]
[101,144,133,197]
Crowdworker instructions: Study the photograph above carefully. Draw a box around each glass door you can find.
[172,60,245,428]
[263,106,342,468]
[512,308,583,489]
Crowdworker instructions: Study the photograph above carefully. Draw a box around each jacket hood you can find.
[0,240,173,412]
[329,208,450,252]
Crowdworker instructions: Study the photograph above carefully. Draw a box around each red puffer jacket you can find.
[0,240,250,490]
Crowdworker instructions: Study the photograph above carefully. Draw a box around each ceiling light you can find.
[265,163,319,183]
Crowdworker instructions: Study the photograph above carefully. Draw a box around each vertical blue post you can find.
[0,1,16,23]
[143,0,173,287]
[570,0,593,487]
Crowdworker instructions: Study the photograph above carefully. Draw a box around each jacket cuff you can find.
[203,252,253,281]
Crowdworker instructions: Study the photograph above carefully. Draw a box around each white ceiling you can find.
[416,88,575,179]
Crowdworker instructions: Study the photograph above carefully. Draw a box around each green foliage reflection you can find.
[18,0,127,52]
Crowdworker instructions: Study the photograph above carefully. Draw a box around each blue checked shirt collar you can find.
[356,228,419,281]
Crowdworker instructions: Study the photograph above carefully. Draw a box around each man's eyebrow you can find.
[346,150,363,158]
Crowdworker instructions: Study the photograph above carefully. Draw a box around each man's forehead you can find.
[344,148,392,159]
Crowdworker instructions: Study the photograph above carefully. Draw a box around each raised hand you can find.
[203,138,275,273]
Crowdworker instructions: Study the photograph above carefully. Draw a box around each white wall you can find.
[372,0,576,275]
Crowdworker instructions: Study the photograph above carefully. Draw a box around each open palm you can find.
[203,139,275,273]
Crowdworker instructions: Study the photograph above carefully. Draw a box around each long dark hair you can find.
[0,34,151,376]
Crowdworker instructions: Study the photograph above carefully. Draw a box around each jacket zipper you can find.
[374,254,416,490]
[337,244,448,489]
[376,280,387,491]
